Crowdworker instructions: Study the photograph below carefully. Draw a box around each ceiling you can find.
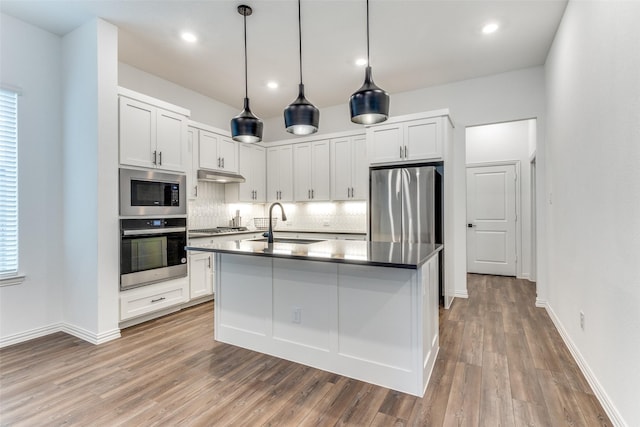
[1,0,567,120]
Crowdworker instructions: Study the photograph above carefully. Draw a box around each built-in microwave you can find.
[120,217,187,290]
[119,168,186,217]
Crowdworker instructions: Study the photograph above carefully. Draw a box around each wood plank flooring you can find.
[0,274,612,426]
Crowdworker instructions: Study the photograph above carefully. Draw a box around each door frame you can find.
[465,160,522,278]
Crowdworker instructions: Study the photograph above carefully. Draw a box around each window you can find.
[0,88,19,282]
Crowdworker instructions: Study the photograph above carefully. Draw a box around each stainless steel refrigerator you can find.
[370,166,442,244]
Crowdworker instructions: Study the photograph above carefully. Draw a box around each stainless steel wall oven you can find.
[120,218,187,290]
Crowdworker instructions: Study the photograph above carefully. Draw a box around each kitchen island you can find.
[186,238,442,396]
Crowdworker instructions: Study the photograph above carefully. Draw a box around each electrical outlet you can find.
[580,311,585,330]
[292,307,302,324]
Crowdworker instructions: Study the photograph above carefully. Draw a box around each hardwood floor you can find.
[0,275,611,426]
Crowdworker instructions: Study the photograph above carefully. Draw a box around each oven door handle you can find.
[122,227,187,236]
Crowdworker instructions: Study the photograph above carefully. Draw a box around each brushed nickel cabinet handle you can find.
[159,151,162,165]
[151,297,166,303]
[153,150,157,165]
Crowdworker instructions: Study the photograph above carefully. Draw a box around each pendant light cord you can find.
[243,11,248,99]
[298,0,303,84]
[366,0,370,66]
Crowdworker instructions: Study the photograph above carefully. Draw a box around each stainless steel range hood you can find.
[197,169,246,183]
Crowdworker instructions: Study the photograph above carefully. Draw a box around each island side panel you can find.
[336,264,421,394]
[421,254,440,394]
[215,253,272,348]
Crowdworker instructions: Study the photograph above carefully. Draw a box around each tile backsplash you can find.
[188,182,367,233]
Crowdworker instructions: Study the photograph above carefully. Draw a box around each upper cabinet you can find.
[267,145,293,202]
[118,89,189,173]
[367,113,451,165]
[225,143,266,203]
[331,135,367,201]
[293,140,330,202]
[198,130,238,173]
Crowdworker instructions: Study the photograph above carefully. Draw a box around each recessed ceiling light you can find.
[355,58,367,67]
[181,32,198,43]
[267,81,279,89]
[482,22,499,34]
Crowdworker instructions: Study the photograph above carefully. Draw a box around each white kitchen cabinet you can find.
[225,143,266,203]
[199,129,238,173]
[331,135,367,200]
[368,116,443,165]
[119,95,188,172]
[189,252,214,299]
[267,145,293,202]
[293,140,330,201]
[119,277,189,321]
[186,127,199,199]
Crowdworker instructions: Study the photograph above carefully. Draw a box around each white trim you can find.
[61,324,121,345]
[453,290,469,299]
[535,298,547,308]
[0,323,64,348]
[0,323,121,348]
[118,86,190,117]
[0,274,25,287]
[365,109,454,128]
[0,82,23,95]
[187,119,230,137]
[544,304,626,427]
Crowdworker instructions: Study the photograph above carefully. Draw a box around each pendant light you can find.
[349,0,389,125]
[231,5,263,143]
[284,0,319,135]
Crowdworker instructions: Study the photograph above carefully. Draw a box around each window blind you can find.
[0,88,18,277]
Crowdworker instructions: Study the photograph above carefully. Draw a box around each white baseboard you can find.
[0,323,64,348]
[61,324,121,345]
[535,298,547,308]
[0,323,121,348]
[454,290,469,299]
[544,304,626,427]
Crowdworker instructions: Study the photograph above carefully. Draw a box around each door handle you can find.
[404,146,408,158]
[217,157,221,168]
[467,223,476,228]
[159,151,162,165]
[222,158,225,168]
[400,146,403,159]
[153,150,157,165]
[311,189,314,199]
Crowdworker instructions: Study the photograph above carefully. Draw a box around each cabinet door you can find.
[278,145,294,202]
[293,143,312,201]
[189,253,214,299]
[187,127,198,200]
[237,143,255,202]
[119,97,156,169]
[331,137,352,201]
[311,140,331,201]
[218,137,238,172]
[266,147,280,202]
[155,108,186,172]
[368,124,403,164]
[252,146,266,202]
[405,118,442,162]
[351,136,368,200]
[198,130,220,170]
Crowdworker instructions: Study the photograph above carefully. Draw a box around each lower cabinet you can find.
[120,277,189,321]
[189,252,214,299]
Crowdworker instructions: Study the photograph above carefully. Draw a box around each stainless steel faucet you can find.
[264,202,287,244]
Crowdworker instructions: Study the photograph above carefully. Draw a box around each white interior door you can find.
[466,164,517,276]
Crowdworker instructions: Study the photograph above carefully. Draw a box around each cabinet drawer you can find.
[120,278,188,321]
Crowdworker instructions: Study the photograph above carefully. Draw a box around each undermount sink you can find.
[249,238,325,245]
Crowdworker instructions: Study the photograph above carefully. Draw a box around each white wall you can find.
[0,14,64,344]
[545,1,640,426]
[61,18,120,343]
[266,67,547,300]
[466,119,536,279]
[118,62,238,130]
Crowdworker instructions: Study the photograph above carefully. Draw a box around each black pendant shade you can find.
[349,66,389,125]
[349,0,389,125]
[284,0,319,135]
[284,84,319,135]
[231,5,263,143]
[231,97,263,143]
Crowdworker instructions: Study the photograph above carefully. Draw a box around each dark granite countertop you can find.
[186,238,442,269]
